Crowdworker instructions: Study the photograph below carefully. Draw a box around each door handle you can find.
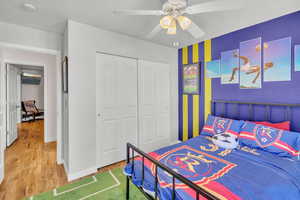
[97,113,101,117]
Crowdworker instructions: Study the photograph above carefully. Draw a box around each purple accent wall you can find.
[211,11,300,132]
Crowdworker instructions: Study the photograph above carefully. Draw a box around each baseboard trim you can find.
[45,136,56,143]
[67,166,97,182]
[57,156,63,165]
[62,160,69,177]
[0,166,3,183]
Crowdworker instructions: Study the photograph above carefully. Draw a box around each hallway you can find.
[0,120,67,200]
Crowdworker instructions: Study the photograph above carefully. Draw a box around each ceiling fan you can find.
[114,0,243,39]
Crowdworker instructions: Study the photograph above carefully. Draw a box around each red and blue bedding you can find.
[124,116,300,200]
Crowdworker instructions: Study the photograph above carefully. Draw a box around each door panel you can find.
[96,53,138,168]
[6,65,18,147]
[141,116,155,143]
[139,60,170,152]
[103,121,119,152]
[120,117,137,159]
[157,114,170,139]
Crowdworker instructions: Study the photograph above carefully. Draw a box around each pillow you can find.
[239,122,300,157]
[201,115,244,138]
[212,133,239,149]
[254,121,290,131]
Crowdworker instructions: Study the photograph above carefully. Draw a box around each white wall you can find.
[67,20,178,179]
[0,21,62,169]
[61,25,69,172]
[0,21,62,51]
[2,47,57,142]
[21,76,44,109]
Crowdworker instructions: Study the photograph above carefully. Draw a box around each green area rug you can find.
[25,168,146,200]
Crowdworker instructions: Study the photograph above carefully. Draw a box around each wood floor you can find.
[0,120,126,200]
[0,120,67,200]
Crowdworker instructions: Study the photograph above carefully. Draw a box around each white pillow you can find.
[212,133,238,149]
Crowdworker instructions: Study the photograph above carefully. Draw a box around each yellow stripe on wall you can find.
[192,95,199,137]
[192,43,199,64]
[182,47,188,65]
[182,46,189,141]
[204,40,212,121]
[192,43,200,137]
[183,95,189,141]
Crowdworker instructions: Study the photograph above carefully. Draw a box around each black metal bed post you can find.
[172,176,176,200]
[126,143,130,200]
[155,165,158,199]
[211,101,215,116]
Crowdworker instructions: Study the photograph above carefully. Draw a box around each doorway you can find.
[0,45,65,200]
[5,64,45,147]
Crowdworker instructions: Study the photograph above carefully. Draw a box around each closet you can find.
[96,53,170,168]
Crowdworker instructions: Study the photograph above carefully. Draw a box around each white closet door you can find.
[6,65,19,147]
[138,60,170,153]
[96,53,138,168]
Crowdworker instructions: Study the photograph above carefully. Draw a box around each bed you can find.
[124,100,300,200]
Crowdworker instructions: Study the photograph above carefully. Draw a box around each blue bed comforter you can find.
[124,135,300,200]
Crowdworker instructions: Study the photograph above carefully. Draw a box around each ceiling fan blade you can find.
[113,9,164,16]
[146,24,162,39]
[186,22,205,39]
[184,0,244,15]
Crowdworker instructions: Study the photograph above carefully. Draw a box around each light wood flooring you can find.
[0,120,67,200]
[0,120,125,200]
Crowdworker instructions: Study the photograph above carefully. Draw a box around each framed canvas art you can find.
[221,49,239,84]
[206,60,220,78]
[239,38,262,89]
[264,37,291,82]
[182,63,200,94]
[295,45,300,71]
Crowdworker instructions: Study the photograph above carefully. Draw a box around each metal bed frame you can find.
[126,143,220,200]
[126,100,300,200]
[211,100,300,123]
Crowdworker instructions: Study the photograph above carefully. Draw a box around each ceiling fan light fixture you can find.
[177,16,192,30]
[167,19,177,35]
[160,16,173,29]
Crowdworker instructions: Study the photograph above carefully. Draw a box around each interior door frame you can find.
[4,61,47,147]
[0,42,63,167]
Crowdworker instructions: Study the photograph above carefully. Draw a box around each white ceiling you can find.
[0,0,300,48]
